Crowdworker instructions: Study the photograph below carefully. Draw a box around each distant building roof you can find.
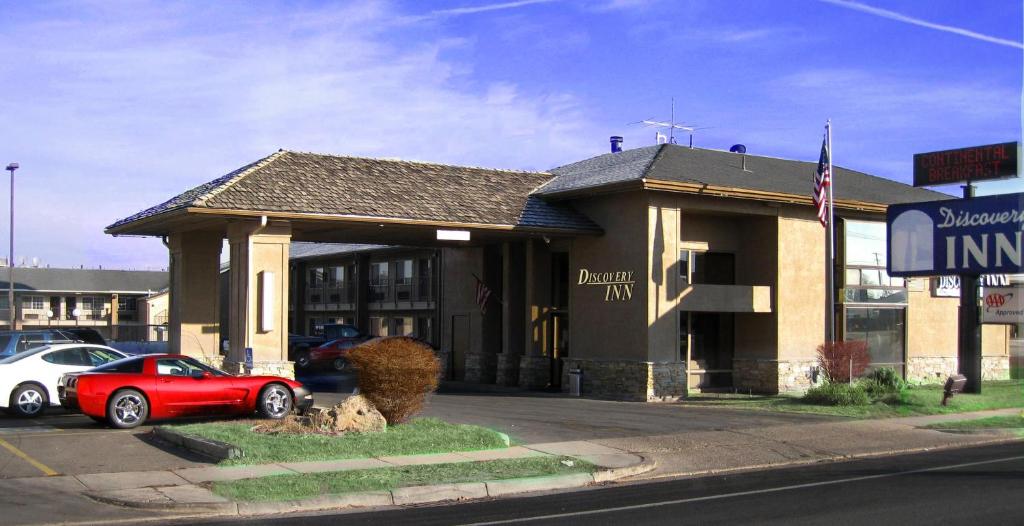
[108,150,601,235]
[0,268,168,294]
[537,144,952,206]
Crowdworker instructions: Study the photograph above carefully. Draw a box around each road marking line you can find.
[459,454,1024,526]
[0,437,60,476]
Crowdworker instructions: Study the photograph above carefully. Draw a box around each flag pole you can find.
[826,120,836,343]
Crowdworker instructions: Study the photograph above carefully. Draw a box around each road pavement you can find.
[183,441,1024,526]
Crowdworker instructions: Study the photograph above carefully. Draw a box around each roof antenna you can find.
[631,98,710,148]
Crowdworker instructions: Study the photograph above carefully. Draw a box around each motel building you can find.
[106,142,1012,401]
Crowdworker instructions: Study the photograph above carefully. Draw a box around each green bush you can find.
[865,367,906,391]
[803,382,870,406]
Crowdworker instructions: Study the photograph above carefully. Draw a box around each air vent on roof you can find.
[610,136,623,154]
[730,144,750,172]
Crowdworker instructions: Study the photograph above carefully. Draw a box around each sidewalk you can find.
[9,408,1022,521]
[60,440,653,516]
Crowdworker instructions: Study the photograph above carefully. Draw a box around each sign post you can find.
[890,141,1021,394]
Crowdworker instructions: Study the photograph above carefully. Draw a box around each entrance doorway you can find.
[682,312,734,389]
[549,312,568,388]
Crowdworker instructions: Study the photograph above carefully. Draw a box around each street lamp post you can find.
[5,162,18,329]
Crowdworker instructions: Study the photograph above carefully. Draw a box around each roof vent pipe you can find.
[730,144,749,172]
[610,136,623,153]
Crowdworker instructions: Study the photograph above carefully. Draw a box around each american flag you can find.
[475,275,492,315]
[813,134,831,227]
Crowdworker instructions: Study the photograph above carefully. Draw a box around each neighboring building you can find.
[0,267,169,341]
[106,144,1015,398]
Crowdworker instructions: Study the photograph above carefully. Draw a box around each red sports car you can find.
[302,338,363,371]
[59,354,313,429]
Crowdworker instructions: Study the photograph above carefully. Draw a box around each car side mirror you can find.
[191,370,213,379]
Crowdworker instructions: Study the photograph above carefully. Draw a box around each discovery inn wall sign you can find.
[887,192,1024,277]
[577,268,635,302]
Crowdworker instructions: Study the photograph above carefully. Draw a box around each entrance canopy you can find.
[107,150,602,245]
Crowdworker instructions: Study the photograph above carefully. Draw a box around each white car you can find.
[0,344,127,417]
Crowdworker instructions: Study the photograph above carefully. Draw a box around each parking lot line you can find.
[0,437,60,476]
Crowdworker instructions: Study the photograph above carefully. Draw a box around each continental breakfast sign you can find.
[577,268,635,302]
[913,142,1019,187]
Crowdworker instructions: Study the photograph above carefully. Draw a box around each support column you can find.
[226,220,293,378]
[110,293,119,340]
[497,241,526,386]
[167,231,223,364]
[519,239,550,389]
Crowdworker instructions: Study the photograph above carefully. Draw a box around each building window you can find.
[416,316,433,344]
[326,265,345,303]
[307,266,325,304]
[840,219,908,375]
[679,251,735,285]
[81,296,105,310]
[395,260,413,301]
[391,316,414,336]
[370,262,389,302]
[369,316,387,336]
[0,296,8,309]
[23,296,44,310]
[118,297,137,312]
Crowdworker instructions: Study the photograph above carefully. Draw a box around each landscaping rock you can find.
[315,395,387,434]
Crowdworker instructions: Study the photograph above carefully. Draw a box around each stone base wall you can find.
[982,356,1010,381]
[223,360,295,379]
[464,353,496,384]
[518,355,552,390]
[650,362,688,401]
[733,358,818,393]
[495,353,521,387]
[906,357,957,384]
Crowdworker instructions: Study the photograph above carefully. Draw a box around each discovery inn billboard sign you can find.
[887,192,1024,277]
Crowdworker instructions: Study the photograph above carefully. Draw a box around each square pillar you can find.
[226,220,293,378]
[167,231,223,363]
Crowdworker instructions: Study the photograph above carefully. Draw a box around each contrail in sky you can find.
[820,0,1024,50]
[429,0,558,18]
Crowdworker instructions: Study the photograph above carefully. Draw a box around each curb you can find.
[85,455,657,515]
[153,427,242,462]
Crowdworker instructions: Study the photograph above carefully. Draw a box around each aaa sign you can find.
[981,287,1023,325]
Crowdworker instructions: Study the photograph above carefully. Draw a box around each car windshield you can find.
[92,355,146,373]
[156,357,230,377]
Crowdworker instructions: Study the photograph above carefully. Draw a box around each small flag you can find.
[813,134,831,227]
[475,276,492,315]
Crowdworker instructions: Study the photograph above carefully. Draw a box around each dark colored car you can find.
[60,354,313,429]
[63,328,107,346]
[293,324,369,370]
[0,330,82,358]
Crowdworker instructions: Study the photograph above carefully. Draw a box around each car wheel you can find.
[107,389,148,429]
[11,384,47,418]
[294,351,312,369]
[332,358,348,372]
[257,384,292,420]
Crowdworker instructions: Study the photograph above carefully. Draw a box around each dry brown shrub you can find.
[816,340,871,383]
[347,337,440,424]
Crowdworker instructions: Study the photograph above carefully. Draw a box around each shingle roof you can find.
[289,242,391,260]
[0,268,168,294]
[109,151,600,234]
[538,144,951,204]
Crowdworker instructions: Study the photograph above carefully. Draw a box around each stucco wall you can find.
[569,192,649,362]
[775,210,826,361]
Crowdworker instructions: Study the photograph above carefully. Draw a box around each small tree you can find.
[816,340,870,383]
[347,337,440,425]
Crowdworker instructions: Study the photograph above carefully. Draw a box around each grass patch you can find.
[923,414,1024,432]
[683,380,1024,419]
[212,456,593,502]
[172,417,509,466]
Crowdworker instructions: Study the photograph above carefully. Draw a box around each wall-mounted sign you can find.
[913,142,1019,187]
[932,274,1010,298]
[981,287,1023,324]
[577,268,635,301]
[887,192,1024,277]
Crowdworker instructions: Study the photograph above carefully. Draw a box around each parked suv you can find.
[0,330,83,358]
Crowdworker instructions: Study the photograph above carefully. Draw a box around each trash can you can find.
[568,369,582,397]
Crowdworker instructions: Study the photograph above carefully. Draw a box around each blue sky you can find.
[1,0,1021,269]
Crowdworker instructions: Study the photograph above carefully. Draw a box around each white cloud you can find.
[0,1,599,269]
